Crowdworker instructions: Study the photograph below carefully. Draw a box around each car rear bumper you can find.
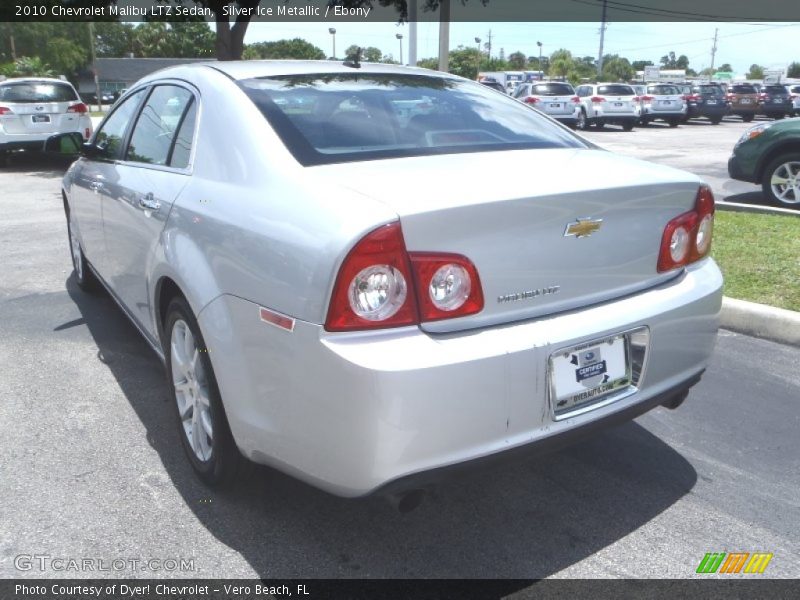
[199,258,722,497]
[0,120,91,150]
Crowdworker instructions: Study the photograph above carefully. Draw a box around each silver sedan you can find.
[56,61,722,502]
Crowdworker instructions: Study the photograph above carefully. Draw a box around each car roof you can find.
[199,60,453,82]
[0,77,75,85]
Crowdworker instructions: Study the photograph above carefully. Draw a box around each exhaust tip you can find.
[387,489,426,513]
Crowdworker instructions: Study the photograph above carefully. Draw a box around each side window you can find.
[169,101,197,169]
[93,89,146,160]
[514,85,528,99]
[126,85,193,166]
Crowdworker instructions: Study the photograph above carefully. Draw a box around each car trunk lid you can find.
[313,147,703,333]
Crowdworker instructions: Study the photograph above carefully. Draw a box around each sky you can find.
[244,21,800,76]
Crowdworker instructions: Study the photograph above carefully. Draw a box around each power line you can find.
[568,0,774,22]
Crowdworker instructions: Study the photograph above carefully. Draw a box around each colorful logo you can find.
[696,552,773,574]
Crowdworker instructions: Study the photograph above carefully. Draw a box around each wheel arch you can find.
[755,141,800,183]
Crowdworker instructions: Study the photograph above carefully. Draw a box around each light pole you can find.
[396,33,403,65]
[537,41,543,81]
[328,27,336,60]
[475,37,481,79]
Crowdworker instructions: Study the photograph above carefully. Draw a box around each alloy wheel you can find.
[770,161,800,205]
[170,319,213,461]
[69,213,83,281]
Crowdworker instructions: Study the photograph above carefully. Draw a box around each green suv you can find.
[728,118,800,207]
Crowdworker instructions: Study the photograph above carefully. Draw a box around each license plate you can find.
[614,102,624,107]
[32,115,50,123]
[550,333,631,417]
[659,100,672,105]
[707,99,717,104]
[741,99,752,104]
[549,103,561,109]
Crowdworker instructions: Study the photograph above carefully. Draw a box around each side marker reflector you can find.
[259,307,295,332]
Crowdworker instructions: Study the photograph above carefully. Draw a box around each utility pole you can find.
[408,0,417,67]
[597,0,608,78]
[88,22,101,112]
[486,29,493,61]
[710,27,719,72]
[7,23,16,60]
[438,0,450,72]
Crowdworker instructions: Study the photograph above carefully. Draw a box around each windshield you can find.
[0,81,78,103]
[239,73,586,166]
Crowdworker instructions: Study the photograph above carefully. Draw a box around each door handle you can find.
[89,181,103,192]
[138,193,160,211]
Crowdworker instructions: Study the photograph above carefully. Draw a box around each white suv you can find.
[0,78,93,162]
[513,81,581,128]
[639,83,686,127]
[575,83,640,131]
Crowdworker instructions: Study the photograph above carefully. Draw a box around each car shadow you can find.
[1,152,76,179]
[722,190,773,207]
[64,275,698,579]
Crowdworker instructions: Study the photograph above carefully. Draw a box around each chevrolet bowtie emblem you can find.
[564,218,603,238]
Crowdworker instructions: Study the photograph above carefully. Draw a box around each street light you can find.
[328,27,336,60]
[537,41,543,81]
[396,33,404,65]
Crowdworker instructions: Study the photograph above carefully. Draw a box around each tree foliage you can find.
[787,62,800,78]
[747,64,765,79]
[601,55,635,82]
[244,38,326,60]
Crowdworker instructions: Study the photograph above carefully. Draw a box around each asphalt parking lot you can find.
[1,122,799,580]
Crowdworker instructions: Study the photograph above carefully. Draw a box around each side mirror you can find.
[44,132,86,155]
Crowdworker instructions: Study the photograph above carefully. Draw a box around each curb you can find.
[716,201,800,217]
[720,297,800,347]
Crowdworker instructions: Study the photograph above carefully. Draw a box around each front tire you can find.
[576,110,588,131]
[67,209,100,292]
[762,154,800,208]
[164,296,242,486]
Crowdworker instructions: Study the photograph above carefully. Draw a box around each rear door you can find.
[101,84,197,336]
[532,82,576,117]
[598,84,636,114]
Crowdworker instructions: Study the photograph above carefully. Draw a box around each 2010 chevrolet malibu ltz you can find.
[53,60,722,500]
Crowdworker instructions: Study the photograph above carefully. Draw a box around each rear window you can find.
[240,73,586,166]
[0,81,78,103]
[531,83,574,96]
[647,85,680,95]
[764,85,788,94]
[731,85,756,94]
[597,85,634,96]
[694,85,724,96]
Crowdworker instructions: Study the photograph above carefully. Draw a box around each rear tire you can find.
[164,296,243,487]
[594,120,605,130]
[710,117,722,125]
[0,150,8,168]
[742,114,754,123]
[66,208,100,293]
[668,118,680,128]
[622,121,635,132]
[761,153,800,208]
[576,110,588,131]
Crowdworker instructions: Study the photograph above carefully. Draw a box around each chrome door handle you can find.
[138,193,160,211]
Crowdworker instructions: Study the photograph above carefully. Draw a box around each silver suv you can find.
[513,81,581,127]
[575,83,640,131]
[639,83,686,127]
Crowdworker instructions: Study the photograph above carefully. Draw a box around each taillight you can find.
[67,102,88,114]
[590,96,605,103]
[325,222,484,331]
[409,253,483,322]
[0,106,12,115]
[570,96,580,104]
[84,128,91,140]
[632,96,640,102]
[524,96,539,104]
[642,95,655,102]
[657,185,715,273]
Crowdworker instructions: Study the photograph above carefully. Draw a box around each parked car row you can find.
[509,79,799,131]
